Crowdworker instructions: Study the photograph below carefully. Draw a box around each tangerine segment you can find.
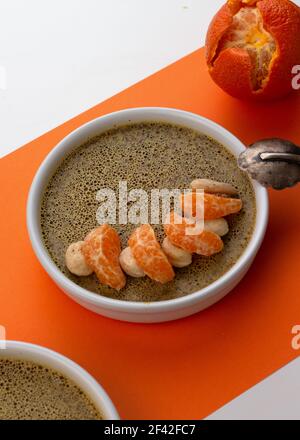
[181,192,242,220]
[82,225,126,290]
[128,225,175,284]
[164,212,224,257]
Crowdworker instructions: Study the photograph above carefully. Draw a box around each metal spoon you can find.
[238,138,300,190]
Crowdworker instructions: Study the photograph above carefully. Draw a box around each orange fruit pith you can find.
[82,225,126,291]
[128,224,175,284]
[206,0,300,100]
[164,212,224,257]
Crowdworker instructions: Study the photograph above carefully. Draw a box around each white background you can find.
[0,0,224,156]
[0,0,299,419]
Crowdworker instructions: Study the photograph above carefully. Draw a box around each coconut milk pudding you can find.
[0,358,102,420]
[41,122,256,302]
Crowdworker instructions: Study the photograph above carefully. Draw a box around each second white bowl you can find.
[0,341,119,419]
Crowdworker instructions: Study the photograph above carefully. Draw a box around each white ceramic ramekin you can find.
[27,107,269,323]
[0,341,119,419]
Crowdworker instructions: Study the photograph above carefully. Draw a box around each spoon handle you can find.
[260,152,300,164]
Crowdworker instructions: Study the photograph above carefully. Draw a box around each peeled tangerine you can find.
[82,225,126,290]
[128,224,175,284]
[164,212,224,257]
[206,0,300,100]
[181,192,242,220]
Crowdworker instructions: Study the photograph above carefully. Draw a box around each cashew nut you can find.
[65,241,93,276]
[190,178,238,195]
[119,247,145,278]
[162,237,192,268]
[204,218,229,237]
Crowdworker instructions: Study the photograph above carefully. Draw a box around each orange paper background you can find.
[0,48,300,419]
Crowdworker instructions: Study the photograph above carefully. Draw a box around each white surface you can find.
[207,357,300,420]
[1,0,300,419]
[0,0,224,157]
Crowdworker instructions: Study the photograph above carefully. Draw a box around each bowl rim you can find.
[27,107,269,315]
[1,340,120,419]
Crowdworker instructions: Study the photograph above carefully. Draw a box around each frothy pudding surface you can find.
[0,358,102,420]
[41,122,256,302]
